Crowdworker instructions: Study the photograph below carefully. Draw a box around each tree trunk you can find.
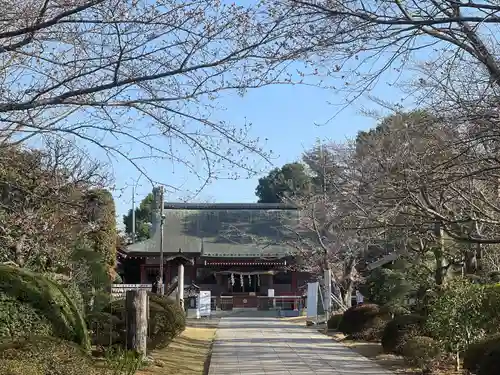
[125,290,148,358]
[340,257,356,308]
[341,281,353,308]
[464,245,478,274]
[433,222,450,286]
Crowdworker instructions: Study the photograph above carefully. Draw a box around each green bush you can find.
[426,278,486,357]
[327,313,343,330]
[0,336,110,375]
[482,285,500,334]
[360,268,412,306]
[148,293,186,348]
[381,314,426,355]
[0,265,89,349]
[44,274,86,316]
[348,315,387,342]
[464,335,500,374]
[338,303,385,335]
[478,343,500,375]
[402,336,441,370]
[100,293,186,349]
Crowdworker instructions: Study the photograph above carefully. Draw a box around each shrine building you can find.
[116,190,311,310]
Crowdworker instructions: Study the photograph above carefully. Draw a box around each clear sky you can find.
[112,79,400,225]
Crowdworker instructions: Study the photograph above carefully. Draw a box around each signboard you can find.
[267,288,275,297]
[198,290,211,317]
[306,282,318,318]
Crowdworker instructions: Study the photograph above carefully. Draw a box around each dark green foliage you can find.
[148,294,186,348]
[0,265,89,349]
[478,343,500,375]
[123,193,154,241]
[0,336,111,375]
[44,274,86,317]
[255,163,311,203]
[359,268,412,307]
[464,335,500,373]
[348,316,387,342]
[481,284,500,334]
[402,336,441,370]
[98,293,185,350]
[338,303,387,335]
[327,313,343,330]
[83,189,117,277]
[71,240,113,313]
[426,278,487,355]
[382,314,426,355]
[379,304,410,317]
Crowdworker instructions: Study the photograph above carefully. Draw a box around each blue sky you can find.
[112,80,399,225]
[110,0,414,225]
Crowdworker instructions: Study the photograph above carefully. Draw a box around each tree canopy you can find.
[255,163,311,203]
[123,193,154,242]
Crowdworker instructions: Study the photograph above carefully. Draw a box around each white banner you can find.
[198,290,211,317]
[306,282,318,318]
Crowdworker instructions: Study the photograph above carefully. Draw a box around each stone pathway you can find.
[208,316,394,375]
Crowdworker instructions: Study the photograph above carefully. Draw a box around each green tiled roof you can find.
[126,203,299,258]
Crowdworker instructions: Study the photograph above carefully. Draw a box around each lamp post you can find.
[158,186,165,295]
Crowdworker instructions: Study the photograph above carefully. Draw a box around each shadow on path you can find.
[208,316,394,375]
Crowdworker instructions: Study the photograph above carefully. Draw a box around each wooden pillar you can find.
[125,290,148,358]
[139,264,146,284]
[165,262,171,285]
[291,271,297,293]
[177,263,185,309]
[191,263,197,281]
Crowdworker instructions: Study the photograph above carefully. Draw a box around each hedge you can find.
[96,293,186,349]
[478,343,500,375]
[402,336,441,370]
[327,313,343,330]
[338,304,386,336]
[0,336,110,375]
[348,315,387,342]
[464,335,500,374]
[0,265,89,349]
[381,314,426,355]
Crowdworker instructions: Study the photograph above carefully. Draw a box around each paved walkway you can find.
[208,316,393,375]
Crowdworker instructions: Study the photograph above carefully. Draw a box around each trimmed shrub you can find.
[44,273,86,316]
[348,315,387,342]
[379,304,410,317]
[338,303,385,335]
[327,313,343,330]
[0,336,111,375]
[402,336,441,370]
[381,314,426,355]
[464,335,500,374]
[101,293,186,349]
[478,343,500,375]
[0,265,89,349]
[148,293,186,348]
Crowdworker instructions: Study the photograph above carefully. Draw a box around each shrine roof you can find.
[125,202,299,258]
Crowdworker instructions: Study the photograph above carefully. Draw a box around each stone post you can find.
[125,290,148,358]
[177,263,185,309]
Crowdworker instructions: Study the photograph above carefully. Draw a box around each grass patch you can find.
[136,327,216,375]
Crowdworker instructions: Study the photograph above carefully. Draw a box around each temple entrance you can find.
[229,274,260,294]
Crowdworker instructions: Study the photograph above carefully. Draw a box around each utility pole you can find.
[131,186,136,243]
[319,140,332,324]
[159,185,165,295]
